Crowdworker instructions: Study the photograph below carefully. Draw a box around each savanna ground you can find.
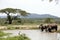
[0,24,60,33]
[0,24,60,40]
[0,24,39,30]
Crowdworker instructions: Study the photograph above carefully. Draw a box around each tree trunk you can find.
[7,14,12,24]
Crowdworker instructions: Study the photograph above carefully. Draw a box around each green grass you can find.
[0,31,30,40]
[0,31,11,37]
[0,31,7,37]
[0,33,30,40]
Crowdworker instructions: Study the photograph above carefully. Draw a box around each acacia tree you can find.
[0,8,28,24]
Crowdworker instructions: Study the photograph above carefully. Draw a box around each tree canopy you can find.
[0,8,29,24]
[0,8,29,16]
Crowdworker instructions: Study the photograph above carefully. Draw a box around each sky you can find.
[0,0,60,17]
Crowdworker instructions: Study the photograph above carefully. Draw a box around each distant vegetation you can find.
[0,17,60,26]
[0,8,60,26]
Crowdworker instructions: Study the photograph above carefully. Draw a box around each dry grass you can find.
[0,24,40,30]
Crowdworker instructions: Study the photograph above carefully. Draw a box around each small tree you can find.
[44,18,55,23]
[0,8,29,24]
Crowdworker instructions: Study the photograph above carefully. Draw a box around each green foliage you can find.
[18,34,30,40]
[0,33,30,40]
[0,8,29,24]
[0,31,9,37]
[0,38,5,40]
[0,18,60,25]
[0,31,30,40]
[0,8,16,13]
[44,18,55,23]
